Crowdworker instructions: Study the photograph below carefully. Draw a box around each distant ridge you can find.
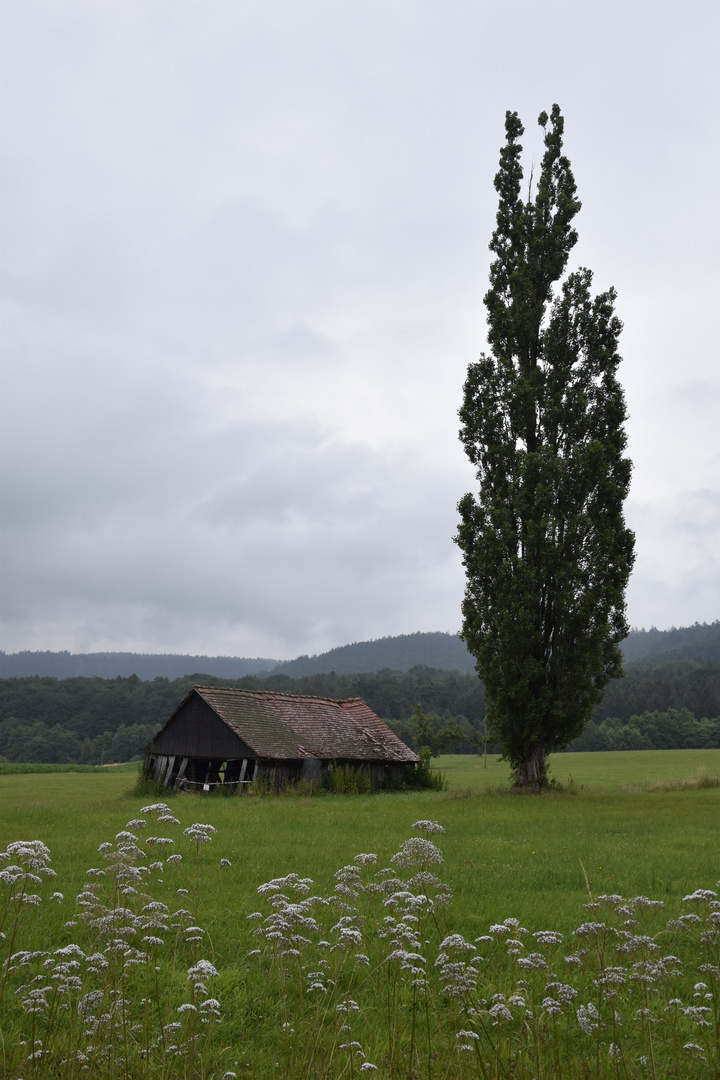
[265,632,475,676]
[261,622,720,676]
[620,621,720,664]
[0,651,277,681]
[1,622,718,680]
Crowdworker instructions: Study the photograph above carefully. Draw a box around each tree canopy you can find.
[455,105,635,788]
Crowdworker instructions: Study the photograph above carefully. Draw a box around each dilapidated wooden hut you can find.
[143,685,418,792]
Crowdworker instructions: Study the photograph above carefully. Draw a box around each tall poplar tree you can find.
[455,106,635,789]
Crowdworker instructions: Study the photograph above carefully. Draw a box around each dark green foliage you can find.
[412,703,445,758]
[0,714,157,765]
[456,106,635,788]
[410,703,468,759]
[569,707,720,752]
[325,763,372,794]
[1,658,718,765]
[0,674,177,739]
[412,762,447,791]
[596,659,720,721]
[376,760,446,792]
[0,762,113,774]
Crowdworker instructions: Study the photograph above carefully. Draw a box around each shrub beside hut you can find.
[143,685,419,792]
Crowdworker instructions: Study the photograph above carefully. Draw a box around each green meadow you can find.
[2,751,719,932]
[2,750,719,1078]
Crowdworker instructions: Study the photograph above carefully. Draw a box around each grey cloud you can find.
[0,467,467,656]
[1,0,718,654]
[674,381,720,414]
[626,487,720,629]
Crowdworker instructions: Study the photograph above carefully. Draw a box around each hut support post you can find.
[163,756,176,787]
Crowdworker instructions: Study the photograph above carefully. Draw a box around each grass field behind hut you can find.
[1,750,719,1078]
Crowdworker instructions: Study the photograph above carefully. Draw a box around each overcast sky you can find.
[1,0,718,660]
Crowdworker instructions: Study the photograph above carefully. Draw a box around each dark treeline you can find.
[569,708,720,752]
[593,660,720,722]
[0,719,156,767]
[0,673,180,765]
[1,658,719,764]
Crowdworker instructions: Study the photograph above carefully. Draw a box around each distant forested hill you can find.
[0,651,277,680]
[266,623,720,676]
[619,622,720,664]
[0,634,473,679]
[266,632,477,676]
[4,622,716,680]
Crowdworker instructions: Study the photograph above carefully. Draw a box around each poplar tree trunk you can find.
[513,746,547,790]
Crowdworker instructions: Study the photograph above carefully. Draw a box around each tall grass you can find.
[438,749,720,794]
[0,763,137,775]
[1,803,224,1079]
[2,787,719,1077]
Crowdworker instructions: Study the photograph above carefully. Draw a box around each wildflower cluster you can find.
[247,821,718,1079]
[436,883,720,1077]
[1,803,222,1077]
[248,820,454,1076]
[1,840,58,1005]
[3,809,719,1078]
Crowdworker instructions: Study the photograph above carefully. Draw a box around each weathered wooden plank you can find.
[163,755,176,786]
[148,694,252,759]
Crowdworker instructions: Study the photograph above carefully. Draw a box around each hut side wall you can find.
[301,758,412,792]
[300,757,323,782]
[256,759,304,789]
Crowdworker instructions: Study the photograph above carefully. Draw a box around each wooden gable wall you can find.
[149,693,254,760]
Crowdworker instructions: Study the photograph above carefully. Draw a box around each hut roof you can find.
[160,685,418,763]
